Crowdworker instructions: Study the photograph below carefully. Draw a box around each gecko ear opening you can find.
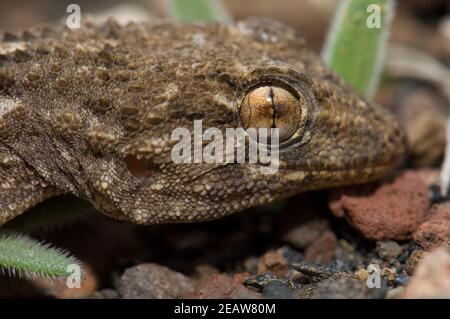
[124,155,152,178]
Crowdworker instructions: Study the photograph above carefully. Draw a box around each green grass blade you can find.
[166,0,232,22]
[323,0,395,99]
[0,232,81,279]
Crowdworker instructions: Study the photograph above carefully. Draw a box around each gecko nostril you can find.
[124,155,152,178]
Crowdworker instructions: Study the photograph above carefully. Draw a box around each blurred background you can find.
[0,0,449,55]
[1,0,449,171]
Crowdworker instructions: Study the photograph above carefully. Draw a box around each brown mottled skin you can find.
[0,18,406,225]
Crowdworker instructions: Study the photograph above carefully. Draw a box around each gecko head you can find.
[78,18,406,224]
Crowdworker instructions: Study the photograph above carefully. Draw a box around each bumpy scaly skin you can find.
[0,18,406,225]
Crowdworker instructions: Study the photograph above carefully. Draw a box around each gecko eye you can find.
[240,85,302,142]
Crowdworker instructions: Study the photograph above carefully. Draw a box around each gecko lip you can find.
[282,162,394,179]
[279,126,407,175]
[279,163,399,192]
[279,140,406,188]
[278,151,405,173]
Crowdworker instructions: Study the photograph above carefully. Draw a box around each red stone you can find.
[328,170,429,240]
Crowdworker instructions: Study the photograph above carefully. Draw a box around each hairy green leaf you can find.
[166,0,232,22]
[0,232,81,279]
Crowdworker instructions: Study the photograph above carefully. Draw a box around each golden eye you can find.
[240,85,302,142]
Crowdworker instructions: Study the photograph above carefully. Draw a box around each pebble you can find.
[194,273,252,299]
[291,261,342,282]
[280,246,304,264]
[355,269,369,281]
[406,249,426,275]
[403,247,450,298]
[376,241,403,260]
[117,263,194,299]
[244,272,277,291]
[256,250,289,277]
[381,267,397,285]
[394,275,409,286]
[328,170,429,240]
[327,259,348,272]
[310,276,373,299]
[262,280,296,299]
[305,230,338,264]
[413,203,450,250]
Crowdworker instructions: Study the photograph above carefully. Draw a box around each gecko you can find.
[0,17,406,225]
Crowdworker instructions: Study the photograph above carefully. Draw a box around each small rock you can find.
[413,203,450,250]
[403,247,450,298]
[394,275,409,287]
[397,247,411,263]
[244,272,277,291]
[406,249,426,275]
[327,259,348,272]
[280,246,304,264]
[328,170,429,240]
[232,289,262,299]
[117,263,194,299]
[355,268,369,281]
[305,230,338,264]
[376,241,403,260]
[262,280,296,299]
[334,240,363,269]
[257,250,288,277]
[194,273,250,299]
[291,261,343,282]
[282,219,329,249]
[381,268,397,285]
[310,276,373,299]
[193,264,220,280]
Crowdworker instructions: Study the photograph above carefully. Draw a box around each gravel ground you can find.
[0,179,448,299]
[0,0,449,299]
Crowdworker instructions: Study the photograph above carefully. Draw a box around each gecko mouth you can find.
[278,130,407,177]
[277,143,406,189]
[279,155,402,173]
[277,146,405,172]
[282,163,394,181]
